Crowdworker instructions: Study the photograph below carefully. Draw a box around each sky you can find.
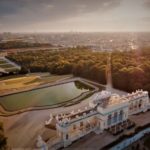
[0,0,150,32]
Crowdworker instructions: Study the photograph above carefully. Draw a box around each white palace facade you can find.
[53,90,150,147]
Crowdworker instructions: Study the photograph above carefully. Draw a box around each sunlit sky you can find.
[0,0,150,32]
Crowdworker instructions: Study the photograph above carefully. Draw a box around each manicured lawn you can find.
[0,74,25,81]
[0,76,41,91]
[0,74,73,91]
[0,63,14,68]
[0,59,7,64]
[41,74,73,83]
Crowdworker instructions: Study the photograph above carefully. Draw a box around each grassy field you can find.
[5,68,20,72]
[0,76,41,91]
[0,74,25,81]
[0,63,14,68]
[41,74,73,83]
[0,74,73,92]
[0,59,7,64]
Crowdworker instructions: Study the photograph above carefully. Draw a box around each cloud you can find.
[1,0,149,32]
[141,17,150,22]
[0,0,121,25]
[143,0,150,8]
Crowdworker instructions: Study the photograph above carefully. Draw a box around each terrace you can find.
[56,106,97,127]
[124,90,149,102]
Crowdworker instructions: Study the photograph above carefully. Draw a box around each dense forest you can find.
[111,48,150,93]
[7,47,150,94]
[8,48,107,84]
[0,41,52,49]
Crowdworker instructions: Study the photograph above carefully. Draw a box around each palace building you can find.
[51,90,150,147]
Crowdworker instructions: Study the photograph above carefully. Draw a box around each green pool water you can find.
[0,81,92,111]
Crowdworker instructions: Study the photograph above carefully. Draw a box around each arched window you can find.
[107,114,112,126]
[114,112,118,123]
[139,100,142,108]
[119,110,123,121]
[130,103,133,110]
[80,121,83,127]
[73,124,76,130]
[134,103,137,109]
[136,101,139,109]
[66,134,69,140]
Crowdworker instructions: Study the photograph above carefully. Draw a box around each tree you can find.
[0,122,7,150]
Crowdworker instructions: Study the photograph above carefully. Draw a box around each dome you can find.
[89,90,112,107]
[94,90,111,101]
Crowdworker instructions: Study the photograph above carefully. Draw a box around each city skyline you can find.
[0,0,150,32]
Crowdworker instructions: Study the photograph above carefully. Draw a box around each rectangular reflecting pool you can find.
[0,81,93,111]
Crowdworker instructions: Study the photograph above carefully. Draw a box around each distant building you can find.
[54,90,149,147]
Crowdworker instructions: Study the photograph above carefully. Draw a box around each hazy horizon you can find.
[1,31,150,34]
[0,0,150,32]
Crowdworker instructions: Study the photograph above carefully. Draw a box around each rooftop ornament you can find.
[36,135,48,150]
[71,110,75,114]
[76,115,79,118]
[90,90,112,107]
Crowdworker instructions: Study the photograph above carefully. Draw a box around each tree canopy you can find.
[112,48,150,93]
[7,47,150,94]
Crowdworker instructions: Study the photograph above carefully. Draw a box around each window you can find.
[119,110,123,121]
[114,112,118,123]
[107,114,112,126]
[73,125,76,130]
[130,103,133,110]
[66,134,69,140]
[139,100,142,108]
[80,121,83,127]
